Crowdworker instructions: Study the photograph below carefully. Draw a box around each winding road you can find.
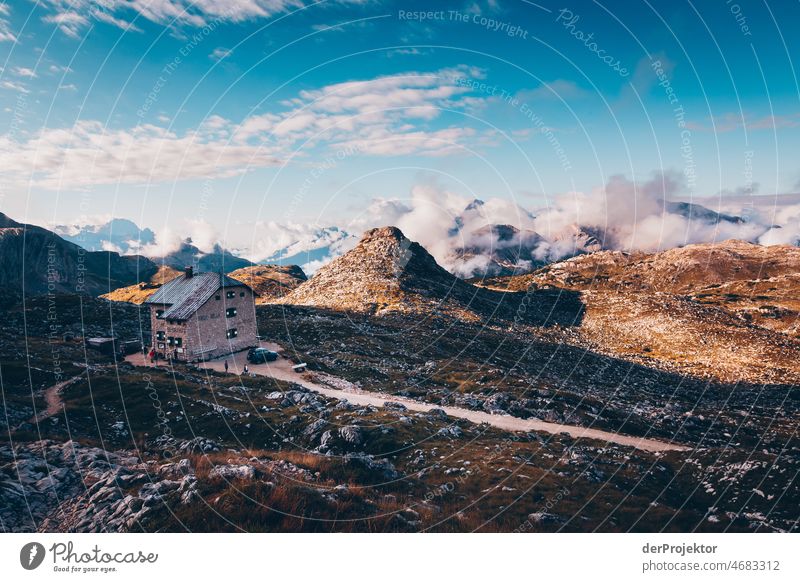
[127,348,689,453]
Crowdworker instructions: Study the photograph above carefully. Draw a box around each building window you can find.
[226,290,235,299]
[155,309,164,318]
[156,331,165,341]
[168,337,183,347]
[226,307,237,318]
[239,292,245,297]
[226,328,238,339]
[215,295,220,300]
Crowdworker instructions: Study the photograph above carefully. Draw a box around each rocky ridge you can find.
[227,264,307,303]
[0,212,157,300]
[279,226,548,323]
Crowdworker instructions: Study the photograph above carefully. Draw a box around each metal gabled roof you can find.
[145,272,248,321]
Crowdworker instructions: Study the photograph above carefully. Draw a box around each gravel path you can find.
[128,347,689,453]
[23,375,83,427]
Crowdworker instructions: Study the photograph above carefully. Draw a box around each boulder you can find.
[339,425,363,445]
[209,464,257,481]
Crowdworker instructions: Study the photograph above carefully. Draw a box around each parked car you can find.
[247,347,278,363]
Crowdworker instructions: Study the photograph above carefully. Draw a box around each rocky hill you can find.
[101,264,307,305]
[0,213,157,302]
[278,226,563,323]
[280,227,468,317]
[493,239,800,294]
[480,240,800,382]
[99,265,183,304]
[227,265,307,303]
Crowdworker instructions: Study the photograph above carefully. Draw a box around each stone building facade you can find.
[145,267,257,361]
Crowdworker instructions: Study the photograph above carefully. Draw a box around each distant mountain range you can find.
[260,226,353,269]
[54,219,255,273]
[21,192,789,294]
[56,219,349,275]
[53,218,156,254]
[156,239,255,273]
[0,212,157,302]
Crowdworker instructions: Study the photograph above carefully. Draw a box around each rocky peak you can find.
[335,226,448,284]
[278,225,578,324]
[280,226,486,318]
[361,225,406,242]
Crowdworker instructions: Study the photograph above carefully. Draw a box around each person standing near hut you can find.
[224,360,229,373]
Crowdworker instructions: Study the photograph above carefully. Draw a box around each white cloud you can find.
[0,4,16,42]
[12,67,36,78]
[231,66,489,156]
[38,1,362,36]
[59,177,800,274]
[530,173,769,253]
[333,183,541,275]
[229,221,351,264]
[0,80,29,93]
[0,67,493,190]
[92,8,143,33]
[133,227,183,258]
[43,11,89,38]
[209,47,232,61]
[0,120,283,190]
[131,218,220,257]
[101,240,125,253]
[320,175,796,276]
[757,204,800,246]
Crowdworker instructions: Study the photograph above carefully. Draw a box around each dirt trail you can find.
[23,375,83,427]
[127,348,689,453]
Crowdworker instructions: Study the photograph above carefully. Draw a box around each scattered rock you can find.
[339,425,363,445]
[209,464,257,481]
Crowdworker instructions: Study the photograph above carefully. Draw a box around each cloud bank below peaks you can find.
[336,174,795,277]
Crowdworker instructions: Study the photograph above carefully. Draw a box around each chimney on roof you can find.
[184,266,193,279]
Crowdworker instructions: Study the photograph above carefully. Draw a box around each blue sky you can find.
[1,0,799,246]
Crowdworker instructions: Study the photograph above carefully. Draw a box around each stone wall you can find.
[149,305,190,359]
[149,285,257,361]
[186,286,257,360]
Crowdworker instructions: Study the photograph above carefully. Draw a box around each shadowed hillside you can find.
[279,226,584,327]
[0,213,157,302]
